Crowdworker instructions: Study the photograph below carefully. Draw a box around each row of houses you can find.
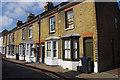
[1,1,120,73]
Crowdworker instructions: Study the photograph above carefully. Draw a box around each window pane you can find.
[22,29,25,39]
[73,50,77,59]
[65,50,68,58]
[53,41,56,49]
[64,50,71,59]
[47,51,51,57]
[29,26,32,37]
[50,16,55,32]
[66,9,74,28]
[53,50,56,57]
[68,50,70,58]
[65,40,70,49]
[73,40,77,49]
[47,42,51,50]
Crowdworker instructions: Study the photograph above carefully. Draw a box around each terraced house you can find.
[2,1,120,73]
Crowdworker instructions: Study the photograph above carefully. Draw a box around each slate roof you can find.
[61,33,81,38]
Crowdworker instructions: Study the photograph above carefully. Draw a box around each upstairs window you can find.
[29,26,32,38]
[65,9,74,29]
[50,16,55,33]
[3,36,5,43]
[22,29,25,40]
[9,35,11,43]
[13,33,15,42]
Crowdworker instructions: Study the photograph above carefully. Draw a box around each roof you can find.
[61,33,81,38]
[45,36,60,41]
[26,40,35,44]
[19,41,26,44]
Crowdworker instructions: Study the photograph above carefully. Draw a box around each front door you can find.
[36,44,39,62]
[84,37,94,61]
[41,43,45,63]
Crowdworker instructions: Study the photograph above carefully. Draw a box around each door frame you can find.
[83,37,94,60]
[41,43,45,63]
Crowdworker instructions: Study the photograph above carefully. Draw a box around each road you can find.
[2,59,66,80]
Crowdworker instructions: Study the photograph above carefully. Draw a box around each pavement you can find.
[2,57,120,80]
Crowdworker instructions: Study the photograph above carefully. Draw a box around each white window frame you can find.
[26,44,29,57]
[30,44,34,57]
[50,16,55,33]
[22,28,25,40]
[46,41,51,58]
[29,26,32,38]
[64,40,71,59]
[46,40,58,59]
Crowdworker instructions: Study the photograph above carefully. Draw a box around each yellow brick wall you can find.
[40,2,98,60]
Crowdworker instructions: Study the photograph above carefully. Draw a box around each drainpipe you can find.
[38,15,41,63]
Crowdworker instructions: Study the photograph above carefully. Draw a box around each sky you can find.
[0,0,120,32]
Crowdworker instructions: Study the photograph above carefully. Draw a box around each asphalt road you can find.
[2,59,65,80]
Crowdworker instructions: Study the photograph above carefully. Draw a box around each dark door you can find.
[41,43,45,63]
[84,37,93,61]
[36,44,40,62]
[111,39,115,66]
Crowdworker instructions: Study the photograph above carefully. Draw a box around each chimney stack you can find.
[27,13,35,21]
[44,2,54,11]
[17,20,23,27]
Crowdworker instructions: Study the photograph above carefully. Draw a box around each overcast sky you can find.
[0,0,120,32]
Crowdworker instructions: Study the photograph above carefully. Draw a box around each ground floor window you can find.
[19,44,26,56]
[46,40,58,58]
[26,44,29,56]
[8,46,10,55]
[62,33,80,61]
[47,42,51,57]
[2,47,4,53]
[30,44,34,57]
[64,40,71,59]
[26,44,34,57]
[11,45,15,56]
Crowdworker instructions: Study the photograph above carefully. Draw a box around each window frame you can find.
[29,26,32,38]
[22,28,25,40]
[30,44,34,57]
[46,41,51,58]
[62,37,79,61]
[46,40,58,58]
[65,9,74,30]
[9,35,11,43]
[13,33,15,42]
[11,45,15,56]
[49,16,55,33]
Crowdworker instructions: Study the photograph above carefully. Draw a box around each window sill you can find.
[49,31,55,34]
[63,58,79,61]
[46,57,52,59]
[64,27,74,31]
[29,37,32,39]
